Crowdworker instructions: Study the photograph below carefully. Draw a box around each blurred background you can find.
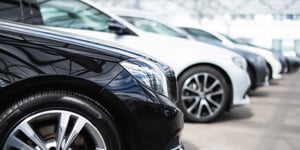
[92,0,300,56]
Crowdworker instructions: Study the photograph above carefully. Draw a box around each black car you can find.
[0,20,184,150]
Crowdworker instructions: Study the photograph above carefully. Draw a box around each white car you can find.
[179,26,283,80]
[24,0,250,122]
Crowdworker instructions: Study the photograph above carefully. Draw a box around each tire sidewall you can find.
[178,66,230,122]
[0,91,122,150]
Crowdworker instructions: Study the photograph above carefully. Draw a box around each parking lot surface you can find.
[182,71,300,150]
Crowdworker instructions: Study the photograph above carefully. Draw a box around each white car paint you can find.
[43,0,251,106]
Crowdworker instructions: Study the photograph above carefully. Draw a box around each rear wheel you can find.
[178,66,229,122]
[0,91,122,150]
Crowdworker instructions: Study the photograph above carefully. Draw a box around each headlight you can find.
[232,56,247,70]
[121,58,169,97]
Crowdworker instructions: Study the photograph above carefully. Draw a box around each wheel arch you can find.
[266,62,273,80]
[177,63,233,111]
[246,61,257,89]
[0,75,137,149]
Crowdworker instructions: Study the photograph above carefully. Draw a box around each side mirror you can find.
[108,20,133,35]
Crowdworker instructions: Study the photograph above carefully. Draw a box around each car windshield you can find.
[219,33,241,44]
[181,27,222,44]
[121,16,188,39]
[37,0,111,32]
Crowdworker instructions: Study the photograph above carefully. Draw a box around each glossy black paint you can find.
[180,27,269,89]
[0,20,183,150]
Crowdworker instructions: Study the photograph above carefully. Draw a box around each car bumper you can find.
[231,68,251,106]
[272,73,283,80]
[105,69,184,150]
[269,57,283,79]
[256,75,270,87]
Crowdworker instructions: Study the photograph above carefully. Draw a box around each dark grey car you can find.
[179,27,270,89]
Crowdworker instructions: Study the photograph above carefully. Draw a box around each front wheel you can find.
[0,91,123,150]
[178,66,230,122]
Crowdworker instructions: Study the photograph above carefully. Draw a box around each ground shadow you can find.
[270,80,280,85]
[182,140,200,150]
[185,106,253,124]
[214,106,253,123]
[248,90,269,97]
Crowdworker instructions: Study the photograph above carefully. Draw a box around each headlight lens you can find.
[121,59,169,97]
[232,56,247,70]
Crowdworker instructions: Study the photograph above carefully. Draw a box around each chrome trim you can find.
[171,144,185,150]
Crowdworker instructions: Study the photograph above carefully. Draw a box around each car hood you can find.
[228,43,276,59]
[32,26,159,62]
[46,27,243,75]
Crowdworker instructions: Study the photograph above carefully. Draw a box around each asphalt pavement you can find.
[182,71,300,150]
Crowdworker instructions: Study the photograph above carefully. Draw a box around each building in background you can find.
[92,0,300,55]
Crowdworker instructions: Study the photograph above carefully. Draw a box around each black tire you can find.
[247,65,256,90]
[178,66,229,122]
[0,91,123,150]
[266,63,272,81]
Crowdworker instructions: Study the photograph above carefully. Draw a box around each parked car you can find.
[0,0,251,123]
[240,42,300,73]
[219,34,289,74]
[179,26,284,80]
[111,10,269,90]
[0,20,184,150]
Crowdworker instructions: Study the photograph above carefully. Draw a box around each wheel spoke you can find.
[186,98,200,113]
[181,71,227,121]
[4,109,107,150]
[196,99,205,118]
[183,86,199,95]
[202,73,208,91]
[193,75,201,90]
[5,135,35,150]
[203,100,213,115]
[63,117,87,150]
[207,89,224,97]
[182,95,199,100]
[18,122,47,150]
[206,80,220,92]
[56,112,71,149]
[206,97,221,108]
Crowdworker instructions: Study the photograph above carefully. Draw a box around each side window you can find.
[0,0,33,24]
[0,0,22,22]
[184,28,222,44]
[122,16,186,38]
[35,0,113,33]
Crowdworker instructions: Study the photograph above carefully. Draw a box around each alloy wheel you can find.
[4,110,107,150]
[181,72,225,120]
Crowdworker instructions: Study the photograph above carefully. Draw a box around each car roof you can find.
[108,8,186,35]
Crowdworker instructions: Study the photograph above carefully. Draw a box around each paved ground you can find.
[182,71,300,150]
